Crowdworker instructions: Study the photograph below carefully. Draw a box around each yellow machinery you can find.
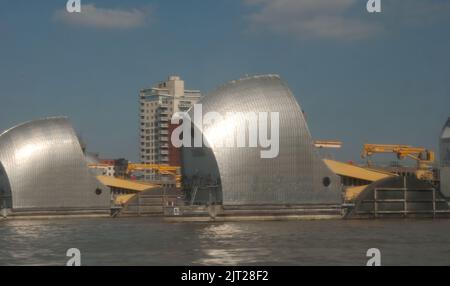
[96,175,159,206]
[323,159,395,201]
[125,163,182,188]
[361,144,436,181]
[88,163,182,188]
[323,159,395,182]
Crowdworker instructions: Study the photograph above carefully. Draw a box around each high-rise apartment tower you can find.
[139,75,201,181]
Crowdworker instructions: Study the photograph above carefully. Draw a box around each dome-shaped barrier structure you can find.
[182,75,341,206]
[0,117,110,215]
[440,118,450,198]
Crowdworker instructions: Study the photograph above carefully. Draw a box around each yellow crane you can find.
[126,163,181,188]
[361,144,435,181]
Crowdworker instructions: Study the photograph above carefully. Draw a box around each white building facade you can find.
[139,75,201,181]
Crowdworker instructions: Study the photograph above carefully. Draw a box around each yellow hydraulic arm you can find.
[126,163,179,174]
[361,144,435,180]
[126,163,181,188]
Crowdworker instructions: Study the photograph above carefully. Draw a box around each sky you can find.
[0,0,449,163]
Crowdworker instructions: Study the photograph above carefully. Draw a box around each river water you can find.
[0,217,449,266]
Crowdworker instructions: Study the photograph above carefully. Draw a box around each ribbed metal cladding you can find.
[440,118,450,198]
[182,75,341,205]
[0,117,110,211]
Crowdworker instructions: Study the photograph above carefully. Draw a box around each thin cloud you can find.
[382,0,450,27]
[54,4,150,29]
[244,0,380,41]
[244,0,450,41]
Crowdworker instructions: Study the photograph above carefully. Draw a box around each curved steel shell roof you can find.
[0,117,110,211]
[441,118,450,139]
[440,118,450,197]
[182,75,341,205]
[440,118,450,165]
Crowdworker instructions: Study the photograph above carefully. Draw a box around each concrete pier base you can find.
[163,204,343,222]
